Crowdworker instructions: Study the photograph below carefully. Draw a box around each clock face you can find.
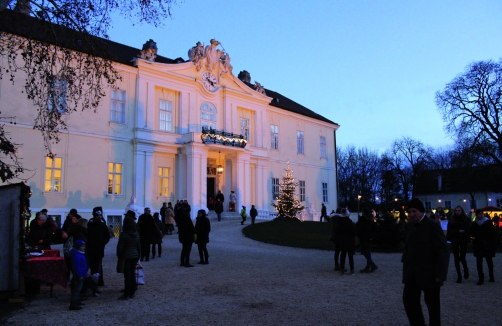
[202,71,218,92]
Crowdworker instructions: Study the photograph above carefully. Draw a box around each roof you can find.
[0,9,337,126]
[414,165,502,195]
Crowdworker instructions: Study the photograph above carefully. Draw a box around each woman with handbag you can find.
[116,211,140,300]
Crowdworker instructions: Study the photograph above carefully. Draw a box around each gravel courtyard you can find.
[3,219,502,326]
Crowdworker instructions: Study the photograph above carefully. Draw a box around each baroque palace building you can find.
[0,10,339,227]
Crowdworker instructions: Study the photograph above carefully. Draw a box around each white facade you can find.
[0,37,339,224]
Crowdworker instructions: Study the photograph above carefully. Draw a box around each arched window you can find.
[201,102,217,131]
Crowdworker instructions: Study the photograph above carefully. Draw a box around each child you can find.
[240,206,247,225]
[81,273,101,297]
[69,239,87,310]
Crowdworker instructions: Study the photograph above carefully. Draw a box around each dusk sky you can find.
[108,0,502,153]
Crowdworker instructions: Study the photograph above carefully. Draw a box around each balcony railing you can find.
[201,128,247,148]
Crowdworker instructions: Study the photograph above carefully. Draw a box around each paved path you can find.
[3,219,502,325]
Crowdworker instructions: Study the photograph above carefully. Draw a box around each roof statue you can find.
[138,39,158,62]
[187,39,233,75]
[254,81,265,95]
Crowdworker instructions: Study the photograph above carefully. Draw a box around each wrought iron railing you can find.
[201,128,247,148]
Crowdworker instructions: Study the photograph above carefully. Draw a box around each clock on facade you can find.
[201,71,218,92]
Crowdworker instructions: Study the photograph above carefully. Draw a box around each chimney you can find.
[238,70,251,83]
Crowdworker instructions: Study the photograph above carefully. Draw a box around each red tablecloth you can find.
[24,257,67,288]
[43,249,60,257]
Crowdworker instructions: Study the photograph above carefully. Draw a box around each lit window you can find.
[48,77,67,114]
[108,163,123,195]
[240,118,250,141]
[270,125,278,150]
[297,131,304,154]
[159,100,172,131]
[44,157,63,192]
[272,177,280,199]
[110,89,126,123]
[320,136,326,158]
[299,180,305,202]
[322,182,328,203]
[201,102,217,130]
[158,167,170,197]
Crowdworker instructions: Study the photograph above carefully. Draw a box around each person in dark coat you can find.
[117,212,141,300]
[87,207,110,286]
[214,198,224,222]
[250,205,258,224]
[151,212,163,259]
[27,212,53,250]
[446,206,471,283]
[177,206,195,267]
[320,203,327,222]
[471,208,497,285]
[194,209,211,264]
[215,190,224,204]
[137,207,154,262]
[335,208,356,275]
[402,198,449,326]
[357,208,378,273]
[159,202,168,235]
[331,208,342,271]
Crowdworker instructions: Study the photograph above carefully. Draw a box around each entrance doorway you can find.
[207,177,215,210]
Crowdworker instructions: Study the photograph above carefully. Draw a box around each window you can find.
[322,182,328,203]
[159,100,172,131]
[270,125,278,150]
[240,118,250,141]
[44,157,63,192]
[444,200,451,210]
[299,180,305,202]
[158,167,170,197]
[108,163,123,195]
[297,131,304,154]
[48,77,67,113]
[201,102,217,130]
[272,178,280,199]
[496,198,502,208]
[425,201,432,211]
[320,136,327,158]
[110,89,126,123]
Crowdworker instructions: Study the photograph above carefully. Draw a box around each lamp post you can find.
[357,195,362,216]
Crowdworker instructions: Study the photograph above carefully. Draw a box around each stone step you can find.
[207,210,241,220]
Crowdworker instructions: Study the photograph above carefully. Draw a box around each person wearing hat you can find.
[240,206,247,225]
[27,212,53,250]
[69,239,87,310]
[87,207,110,286]
[229,191,237,212]
[250,205,258,225]
[402,198,449,326]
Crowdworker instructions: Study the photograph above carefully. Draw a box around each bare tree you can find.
[0,0,178,181]
[436,59,502,165]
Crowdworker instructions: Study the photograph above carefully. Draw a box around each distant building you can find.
[414,165,502,213]
[0,10,339,228]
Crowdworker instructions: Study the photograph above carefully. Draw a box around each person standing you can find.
[250,205,258,224]
[357,208,378,273]
[216,190,224,205]
[446,206,471,283]
[151,212,163,259]
[320,203,327,222]
[240,206,247,225]
[165,202,175,235]
[137,207,154,262]
[69,240,87,310]
[160,202,168,235]
[27,212,53,250]
[336,208,356,275]
[402,198,449,326]
[331,208,342,271]
[229,191,236,212]
[87,207,110,287]
[214,198,224,222]
[471,208,497,285]
[194,209,211,264]
[117,212,141,300]
[178,205,195,267]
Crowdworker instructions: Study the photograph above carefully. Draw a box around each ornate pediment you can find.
[188,39,232,76]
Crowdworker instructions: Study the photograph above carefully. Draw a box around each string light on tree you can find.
[272,162,305,219]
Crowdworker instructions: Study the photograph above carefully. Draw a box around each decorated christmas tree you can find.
[272,162,305,219]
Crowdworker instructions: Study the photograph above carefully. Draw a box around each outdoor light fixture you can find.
[217,151,223,175]
[357,194,362,216]
[438,199,442,203]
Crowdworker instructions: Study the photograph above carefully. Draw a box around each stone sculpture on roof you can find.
[254,81,265,95]
[187,39,233,75]
[138,39,158,62]
[188,41,205,71]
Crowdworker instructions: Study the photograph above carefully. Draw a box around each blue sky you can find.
[108,0,502,152]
